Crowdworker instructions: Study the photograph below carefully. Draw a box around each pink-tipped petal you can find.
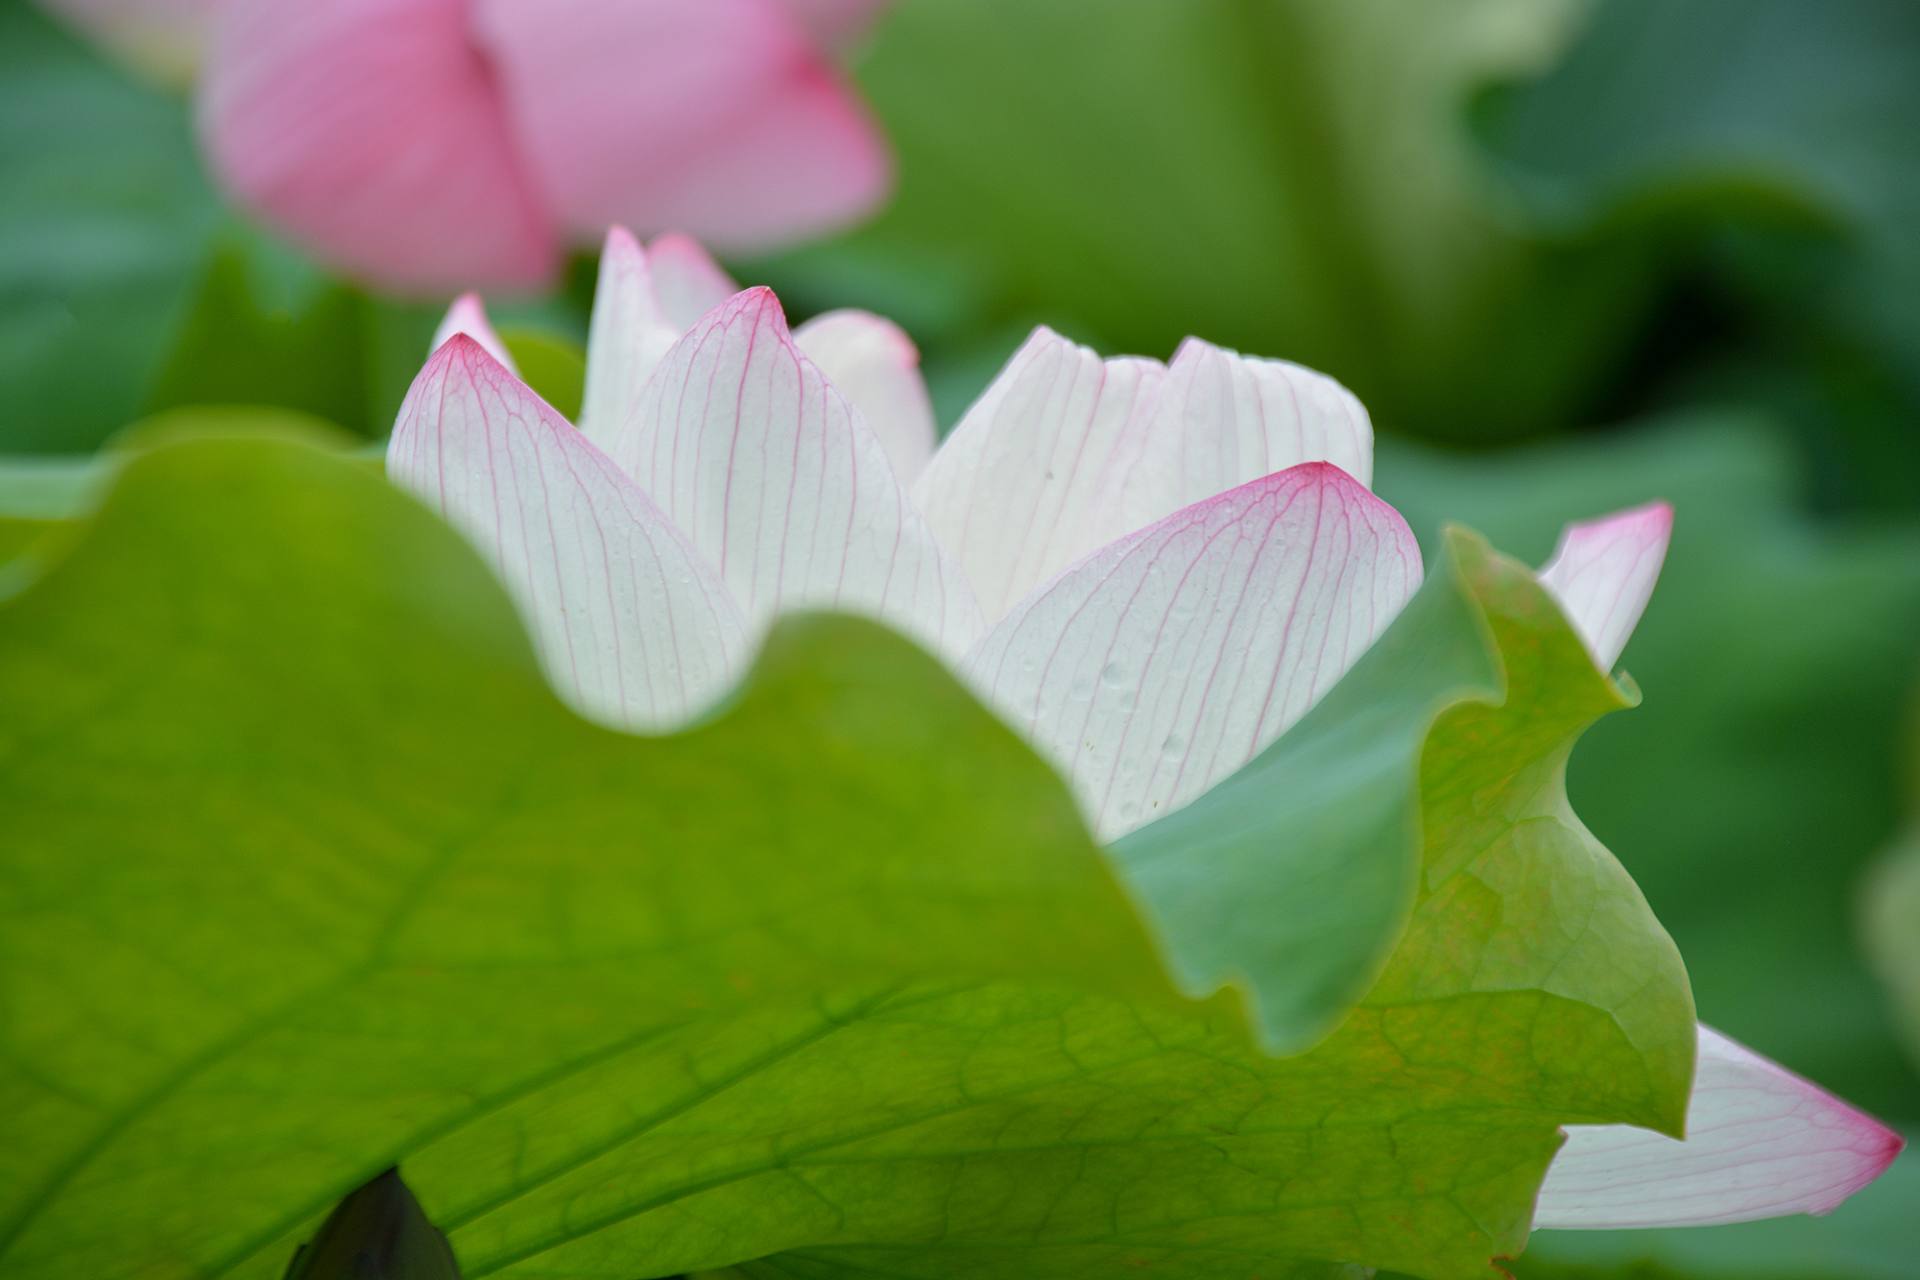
[778,0,893,50]
[1535,1025,1904,1229]
[608,288,982,658]
[912,326,1166,621]
[200,0,556,294]
[1538,501,1674,670]
[580,227,683,444]
[389,336,747,730]
[644,233,740,331]
[473,0,891,254]
[1119,337,1375,532]
[964,464,1422,840]
[37,0,218,84]
[793,309,937,484]
[430,293,516,373]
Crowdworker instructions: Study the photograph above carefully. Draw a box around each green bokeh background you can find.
[3,0,1916,1274]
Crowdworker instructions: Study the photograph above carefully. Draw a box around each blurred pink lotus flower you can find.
[36,0,893,292]
[385,229,1901,1238]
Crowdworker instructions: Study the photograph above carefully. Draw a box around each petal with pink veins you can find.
[1535,1024,1904,1229]
[1119,336,1374,533]
[964,463,1422,839]
[389,336,746,730]
[430,293,517,374]
[609,288,982,657]
[579,227,683,444]
[912,326,1166,622]
[645,233,741,331]
[473,0,891,253]
[1539,501,1674,670]
[793,309,938,484]
[200,0,556,294]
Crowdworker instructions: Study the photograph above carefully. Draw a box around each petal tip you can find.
[1278,459,1386,508]
[647,230,705,258]
[428,332,517,386]
[1620,499,1675,534]
[1862,1118,1906,1179]
[1539,498,1676,670]
[1810,1118,1905,1215]
[432,330,488,363]
[599,225,649,277]
[718,284,789,332]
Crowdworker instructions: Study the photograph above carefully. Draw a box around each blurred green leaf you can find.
[0,0,446,452]
[1476,0,1920,512]
[773,0,1655,445]
[1864,827,1920,1066]
[497,330,587,423]
[0,0,218,452]
[0,430,1692,1280]
[1379,412,1920,1121]
[0,453,102,561]
[143,227,436,438]
[1862,694,1920,1074]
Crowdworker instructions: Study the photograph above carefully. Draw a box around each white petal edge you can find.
[608,287,983,659]
[1117,336,1375,534]
[1538,501,1674,670]
[645,232,740,331]
[580,226,683,445]
[793,309,938,485]
[963,462,1422,840]
[430,293,517,374]
[912,326,1166,622]
[389,336,747,731]
[1535,1024,1903,1229]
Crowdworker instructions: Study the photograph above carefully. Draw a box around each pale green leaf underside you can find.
[0,433,1689,1280]
[1865,827,1920,1072]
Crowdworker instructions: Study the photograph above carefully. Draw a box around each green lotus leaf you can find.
[0,429,1690,1280]
[1377,411,1920,1118]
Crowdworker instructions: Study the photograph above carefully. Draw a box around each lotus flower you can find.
[36,0,891,291]
[388,227,1902,1237]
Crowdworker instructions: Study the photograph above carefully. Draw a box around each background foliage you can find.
[2,0,1916,1275]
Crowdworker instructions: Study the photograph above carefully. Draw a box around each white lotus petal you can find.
[1536,1025,1904,1229]
[580,226,683,445]
[913,326,1165,621]
[794,309,938,484]
[609,287,982,657]
[964,463,1421,839]
[430,292,516,374]
[1539,501,1674,670]
[645,232,740,330]
[1119,336,1374,533]
[389,336,746,731]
